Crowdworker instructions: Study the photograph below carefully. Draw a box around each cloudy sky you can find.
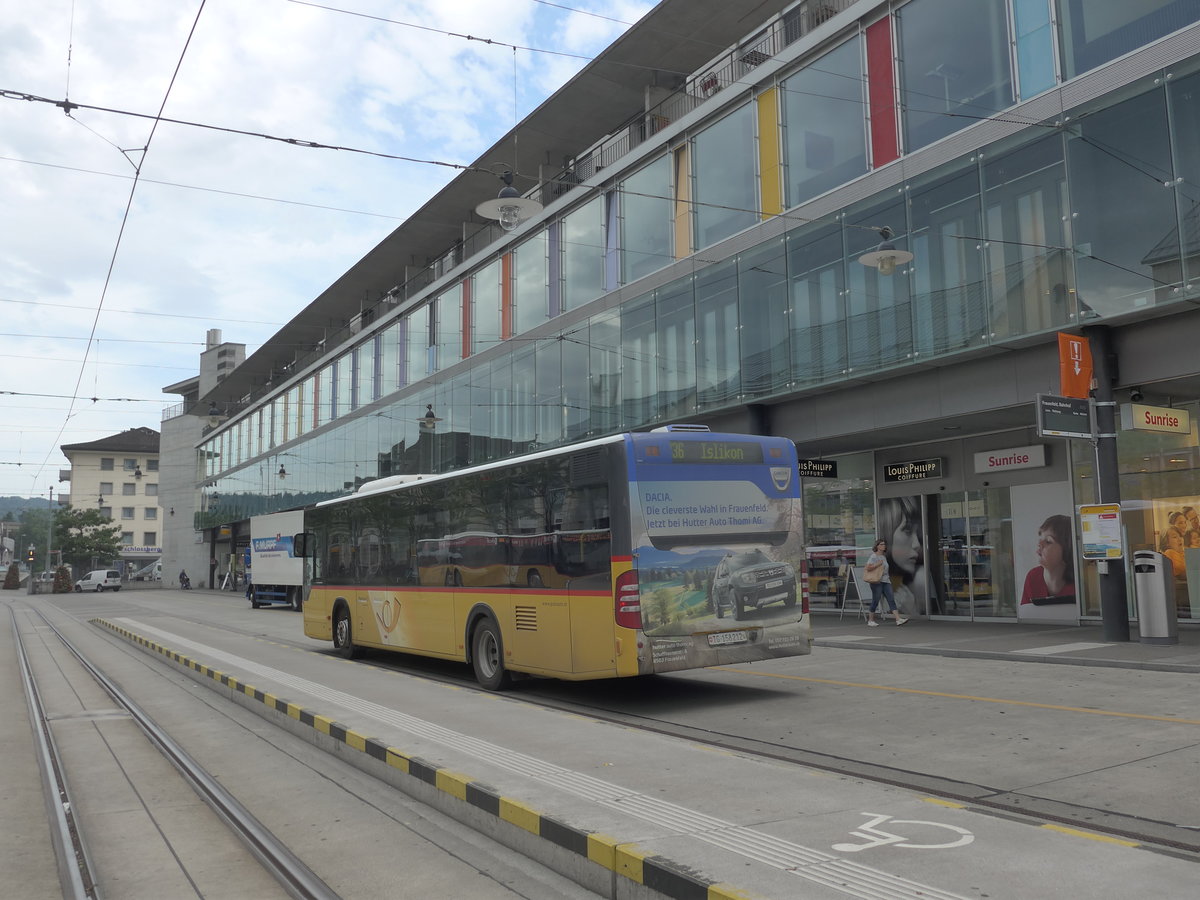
[0,0,651,500]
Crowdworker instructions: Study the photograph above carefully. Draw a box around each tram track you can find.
[11,602,337,900]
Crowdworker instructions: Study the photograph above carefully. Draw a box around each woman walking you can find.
[865,539,908,627]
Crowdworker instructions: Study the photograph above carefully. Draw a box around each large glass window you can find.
[803,453,876,612]
[1067,86,1178,317]
[738,238,791,397]
[561,195,604,311]
[981,132,1073,337]
[788,221,846,386]
[693,104,758,248]
[473,260,502,353]
[656,277,697,419]
[588,310,621,436]
[357,339,376,406]
[1013,0,1056,98]
[620,157,673,283]
[908,161,987,357]
[782,38,867,207]
[379,323,399,396]
[620,292,657,426]
[844,199,912,371]
[1057,0,1200,80]
[1166,70,1200,297]
[435,284,463,371]
[694,260,739,408]
[513,231,548,335]
[405,305,431,385]
[898,0,1013,152]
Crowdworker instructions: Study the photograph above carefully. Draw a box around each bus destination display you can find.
[668,440,764,464]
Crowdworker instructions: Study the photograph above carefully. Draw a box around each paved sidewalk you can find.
[812,613,1200,672]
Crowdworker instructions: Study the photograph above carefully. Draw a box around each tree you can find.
[3,562,19,590]
[52,507,122,574]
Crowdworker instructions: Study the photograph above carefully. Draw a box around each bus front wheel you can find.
[249,588,261,609]
[471,617,511,691]
[333,606,359,659]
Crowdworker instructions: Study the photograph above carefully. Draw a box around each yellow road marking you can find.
[711,668,1200,725]
[1041,824,1139,847]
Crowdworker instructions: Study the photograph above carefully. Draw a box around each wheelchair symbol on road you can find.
[833,812,975,853]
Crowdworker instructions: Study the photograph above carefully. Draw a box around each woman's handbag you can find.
[863,564,883,584]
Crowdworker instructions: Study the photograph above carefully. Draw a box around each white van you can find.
[75,569,122,592]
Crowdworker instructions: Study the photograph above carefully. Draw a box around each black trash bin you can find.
[1133,550,1178,645]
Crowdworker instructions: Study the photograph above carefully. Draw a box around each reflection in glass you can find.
[897,0,1012,151]
[693,104,758,248]
[908,163,986,356]
[514,231,548,336]
[1058,0,1200,80]
[981,133,1073,337]
[621,157,673,283]
[788,222,844,386]
[472,260,501,354]
[621,292,657,426]
[1068,87,1178,316]
[695,260,739,409]
[562,195,604,311]
[782,38,867,207]
[1166,70,1200,298]
[843,200,911,372]
[738,238,791,396]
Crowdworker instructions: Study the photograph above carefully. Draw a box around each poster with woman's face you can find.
[1010,483,1079,622]
[877,496,926,615]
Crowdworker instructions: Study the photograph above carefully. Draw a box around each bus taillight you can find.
[614,570,642,630]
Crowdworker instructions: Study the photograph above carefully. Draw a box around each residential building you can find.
[61,426,162,575]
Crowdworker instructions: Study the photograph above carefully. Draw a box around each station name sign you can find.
[1036,393,1094,440]
[797,458,838,478]
[1120,402,1190,435]
[883,458,944,483]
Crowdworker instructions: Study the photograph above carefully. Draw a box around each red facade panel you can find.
[866,17,899,167]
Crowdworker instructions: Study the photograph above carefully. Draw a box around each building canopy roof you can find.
[203,0,792,409]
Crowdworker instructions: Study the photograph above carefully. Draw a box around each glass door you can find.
[934,490,1016,620]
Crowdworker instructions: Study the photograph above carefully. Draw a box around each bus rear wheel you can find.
[333,606,359,659]
[471,617,511,691]
[249,588,261,609]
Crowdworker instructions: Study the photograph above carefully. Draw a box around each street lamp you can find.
[475,170,542,232]
[858,227,914,276]
[46,487,53,575]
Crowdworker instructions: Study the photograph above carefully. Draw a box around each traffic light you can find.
[26,548,35,565]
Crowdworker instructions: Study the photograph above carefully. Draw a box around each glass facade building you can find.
[192,0,1200,625]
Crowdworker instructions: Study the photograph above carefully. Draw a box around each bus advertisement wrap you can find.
[629,434,808,671]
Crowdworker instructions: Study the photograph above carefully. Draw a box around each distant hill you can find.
[0,496,41,519]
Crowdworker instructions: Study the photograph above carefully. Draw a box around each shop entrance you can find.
[932,489,1016,620]
[879,490,1017,620]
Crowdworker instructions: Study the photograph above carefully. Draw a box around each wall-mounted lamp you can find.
[858,227,914,276]
[1130,387,1144,403]
[278,465,287,479]
[133,466,143,479]
[97,495,104,508]
[475,170,542,232]
[169,507,175,516]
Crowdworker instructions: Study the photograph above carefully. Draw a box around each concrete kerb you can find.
[91,618,754,900]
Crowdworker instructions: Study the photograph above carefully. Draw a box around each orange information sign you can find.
[1058,333,1093,399]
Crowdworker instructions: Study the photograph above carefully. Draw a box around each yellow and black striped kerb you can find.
[91,618,752,900]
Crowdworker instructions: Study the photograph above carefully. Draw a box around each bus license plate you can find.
[708,631,748,646]
[765,579,783,589]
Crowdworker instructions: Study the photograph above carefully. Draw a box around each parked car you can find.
[74,569,122,592]
[710,549,797,620]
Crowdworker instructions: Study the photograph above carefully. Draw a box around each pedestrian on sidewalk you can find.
[865,539,908,627]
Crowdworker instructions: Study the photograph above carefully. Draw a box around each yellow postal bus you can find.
[301,426,812,688]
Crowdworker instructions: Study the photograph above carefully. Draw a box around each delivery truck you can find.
[247,510,307,610]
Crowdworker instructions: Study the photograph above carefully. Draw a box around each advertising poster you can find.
[1010,483,1079,622]
[1149,497,1199,618]
[629,444,806,671]
[876,496,926,616]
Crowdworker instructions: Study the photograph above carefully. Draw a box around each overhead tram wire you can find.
[32,0,209,491]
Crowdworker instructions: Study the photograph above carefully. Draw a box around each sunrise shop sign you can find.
[883,458,944,483]
[1120,403,1191,435]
